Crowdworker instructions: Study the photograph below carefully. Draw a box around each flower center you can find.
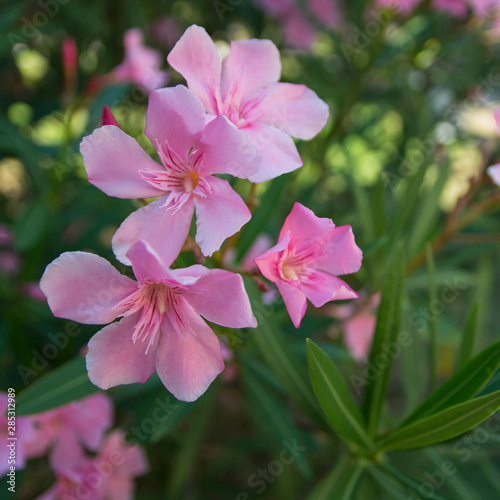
[115,282,175,353]
[139,140,211,213]
[183,171,199,193]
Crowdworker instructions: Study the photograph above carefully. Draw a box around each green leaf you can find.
[379,390,500,451]
[165,386,218,499]
[248,280,326,428]
[426,243,438,391]
[242,360,312,478]
[307,340,373,451]
[16,357,99,415]
[366,463,423,500]
[306,459,364,500]
[457,303,480,369]
[402,340,500,426]
[364,243,405,437]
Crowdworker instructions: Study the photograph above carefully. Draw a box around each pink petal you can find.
[344,312,376,361]
[71,394,113,450]
[221,39,281,105]
[314,225,363,276]
[276,281,307,328]
[155,299,224,402]
[86,313,157,390]
[241,234,274,272]
[112,196,194,267]
[280,203,334,243]
[242,123,303,183]
[302,271,358,308]
[145,85,206,159]
[258,82,329,140]
[103,476,134,500]
[99,430,148,477]
[194,177,251,256]
[198,115,261,179]
[126,240,176,283]
[40,252,137,325]
[49,429,85,471]
[180,267,257,328]
[488,163,500,186]
[80,126,164,199]
[253,232,292,283]
[167,25,221,114]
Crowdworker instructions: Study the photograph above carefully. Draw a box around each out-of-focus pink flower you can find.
[23,393,113,471]
[150,16,181,50]
[0,224,13,246]
[254,203,362,328]
[20,282,47,302]
[328,292,380,360]
[81,85,261,265]
[107,29,168,93]
[35,459,101,500]
[40,241,257,402]
[96,430,148,500]
[101,105,120,127]
[0,392,37,477]
[256,0,342,48]
[0,251,21,277]
[433,0,468,16]
[167,25,329,182]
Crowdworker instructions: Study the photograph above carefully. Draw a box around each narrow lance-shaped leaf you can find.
[402,340,500,426]
[364,243,405,437]
[426,243,438,391]
[307,339,373,452]
[379,389,500,451]
[16,356,99,416]
[457,302,480,369]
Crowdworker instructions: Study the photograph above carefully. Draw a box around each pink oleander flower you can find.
[35,459,101,500]
[40,241,257,402]
[0,392,37,477]
[107,28,168,93]
[95,430,149,500]
[327,292,380,360]
[256,0,343,49]
[254,203,362,328]
[167,25,329,183]
[81,85,261,266]
[23,393,113,472]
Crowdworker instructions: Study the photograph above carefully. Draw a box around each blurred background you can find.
[1,0,500,498]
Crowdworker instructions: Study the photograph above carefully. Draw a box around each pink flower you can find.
[0,392,37,476]
[108,28,168,93]
[328,292,380,360]
[254,203,362,328]
[375,0,422,15]
[95,430,148,500]
[433,0,468,16]
[167,25,329,182]
[256,0,342,49]
[24,393,113,471]
[40,241,257,402]
[35,459,102,500]
[80,85,261,266]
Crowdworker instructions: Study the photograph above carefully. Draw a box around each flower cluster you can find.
[41,25,363,403]
[0,393,148,499]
